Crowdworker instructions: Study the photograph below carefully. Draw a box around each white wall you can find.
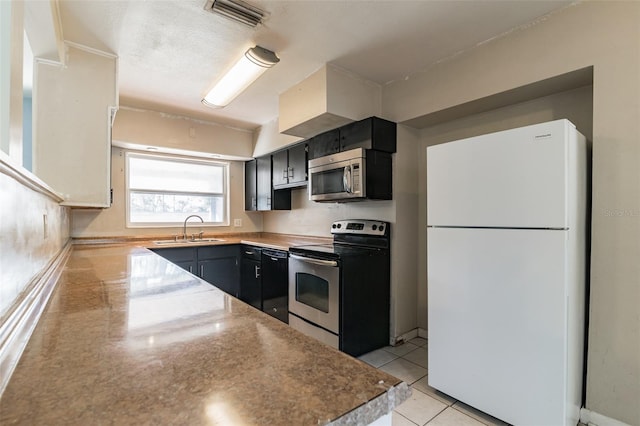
[382,2,639,424]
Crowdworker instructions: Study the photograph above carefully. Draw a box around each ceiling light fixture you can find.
[202,46,280,108]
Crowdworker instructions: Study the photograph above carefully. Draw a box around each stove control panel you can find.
[331,220,389,236]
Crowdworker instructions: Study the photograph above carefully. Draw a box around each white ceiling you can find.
[56,0,574,130]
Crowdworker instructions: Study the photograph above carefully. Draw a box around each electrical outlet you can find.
[43,213,48,240]
[233,219,242,227]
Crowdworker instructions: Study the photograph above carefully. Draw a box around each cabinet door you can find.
[340,117,396,153]
[199,257,239,297]
[256,156,272,210]
[271,150,289,188]
[287,143,308,186]
[197,245,240,297]
[174,260,197,275]
[240,258,262,310]
[150,247,197,271]
[244,160,257,211]
[308,129,340,160]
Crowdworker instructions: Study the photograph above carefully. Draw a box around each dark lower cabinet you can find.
[240,245,262,310]
[261,249,288,324]
[198,245,240,297]
[151,245,240,297]
[151,244,287,324]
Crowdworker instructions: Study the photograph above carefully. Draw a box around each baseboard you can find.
[393,328,430,345]
[0,241,72,397]
[580,408,632,426]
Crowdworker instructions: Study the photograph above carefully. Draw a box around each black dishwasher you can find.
[261,249,288,324]
[239,245,262,310]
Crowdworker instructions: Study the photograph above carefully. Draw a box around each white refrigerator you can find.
[427,119,587,426]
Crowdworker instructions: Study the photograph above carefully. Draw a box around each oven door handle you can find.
[290,254,338,267]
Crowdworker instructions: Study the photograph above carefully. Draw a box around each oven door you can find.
[288,254,340,334]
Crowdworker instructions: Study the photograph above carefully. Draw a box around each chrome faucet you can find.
[182,215,204,241]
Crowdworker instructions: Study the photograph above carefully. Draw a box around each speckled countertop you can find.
[0,243,409,425]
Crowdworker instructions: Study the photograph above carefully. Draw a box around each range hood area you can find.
[278,64,383,138]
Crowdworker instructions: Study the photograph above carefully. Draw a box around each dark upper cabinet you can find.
[287,143,307,186]
[272,143,308,189]
[256,156,272,211]
[340,117,396,153]
[308,129,340,160]
[244,159,257,211]
[307,117,396,160]
[271,150,289,188]
[249,155,291,211]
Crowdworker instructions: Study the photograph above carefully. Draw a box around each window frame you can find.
[125,151,230,228]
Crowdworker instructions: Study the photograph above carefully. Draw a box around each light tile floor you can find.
[359,337,509,426]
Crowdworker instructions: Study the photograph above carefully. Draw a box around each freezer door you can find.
[427,120,572,228]
[427,227,577,426]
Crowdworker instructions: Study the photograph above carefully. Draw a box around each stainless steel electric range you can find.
[288,219,390,356]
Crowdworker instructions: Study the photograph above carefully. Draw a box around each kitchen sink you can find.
[152,238,225,245]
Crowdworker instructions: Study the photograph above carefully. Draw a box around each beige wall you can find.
[71,147,262,238]
[382,2,639,424]
[71,108,263,238]
[113,107,254,159]
[0,158,70,318]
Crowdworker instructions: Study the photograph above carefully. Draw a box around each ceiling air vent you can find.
[203,0,265,27]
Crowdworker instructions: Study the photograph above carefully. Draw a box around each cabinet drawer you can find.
[241,245,262,261]
[150,247,196,263]
[198,245,240,260]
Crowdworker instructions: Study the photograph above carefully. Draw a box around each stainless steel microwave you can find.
[308,148,367,201]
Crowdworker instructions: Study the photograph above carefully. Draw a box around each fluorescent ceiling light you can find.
[202,46,279,108]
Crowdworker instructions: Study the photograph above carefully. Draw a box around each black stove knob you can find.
[379,225,385,233]
[332,224,337,229]
[372,224,378,231]
[337,223,342,229]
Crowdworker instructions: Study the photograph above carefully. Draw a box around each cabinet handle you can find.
[189,265,193,273]
[255,265,260,278]
[267,197,271,206]
[200,264,204,277]
[288,167,294,178]
[245,250,254,255]
[252,197,256,208]
[283,169,288,179]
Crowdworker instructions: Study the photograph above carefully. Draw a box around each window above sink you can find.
[126,152,229,228]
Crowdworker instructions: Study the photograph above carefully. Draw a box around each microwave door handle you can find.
[343,165,352,193]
